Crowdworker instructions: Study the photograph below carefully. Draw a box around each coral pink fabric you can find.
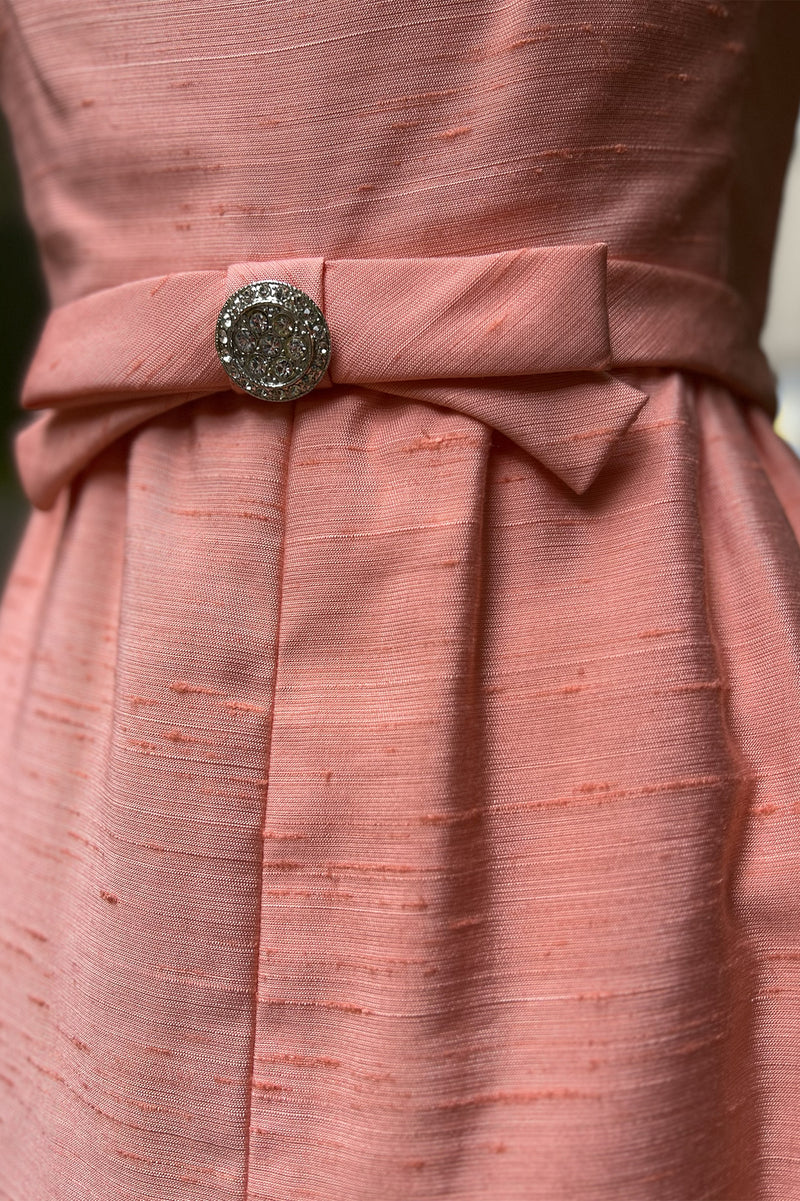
[1,2,800,1198]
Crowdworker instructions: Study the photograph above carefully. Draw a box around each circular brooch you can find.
[215,280,331,402]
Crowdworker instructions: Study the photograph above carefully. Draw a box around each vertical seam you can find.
[694,377,763,1196]
[241,400,296,1201]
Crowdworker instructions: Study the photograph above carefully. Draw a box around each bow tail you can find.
[374,373,650,495]
[14,393,207,512]
[14,371,649,511]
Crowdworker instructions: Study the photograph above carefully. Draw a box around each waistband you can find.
[14,242,777,509]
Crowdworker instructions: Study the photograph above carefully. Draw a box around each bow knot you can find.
[15,243,775,509]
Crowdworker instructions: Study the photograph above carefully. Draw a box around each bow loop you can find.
[14,243,775,509]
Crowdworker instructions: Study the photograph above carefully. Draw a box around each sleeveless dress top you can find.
[1,2,800,1198]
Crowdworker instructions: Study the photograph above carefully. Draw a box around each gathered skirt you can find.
[1,369,800,1199]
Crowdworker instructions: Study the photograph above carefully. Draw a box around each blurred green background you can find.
[0,110,49,595]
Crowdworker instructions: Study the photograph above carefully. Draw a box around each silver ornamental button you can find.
[215,280,330,402]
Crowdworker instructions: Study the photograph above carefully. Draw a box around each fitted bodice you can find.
[0,0,798,329]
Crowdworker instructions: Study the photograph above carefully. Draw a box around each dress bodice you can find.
[1,0,798,326]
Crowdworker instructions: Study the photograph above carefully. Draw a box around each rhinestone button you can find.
[215,280,330,402]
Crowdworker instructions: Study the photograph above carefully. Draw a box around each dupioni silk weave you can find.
[1,2,800,1199]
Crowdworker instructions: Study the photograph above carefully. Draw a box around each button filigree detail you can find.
[215,280,330,402]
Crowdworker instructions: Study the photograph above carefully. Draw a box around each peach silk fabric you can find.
[1,2,800,1199]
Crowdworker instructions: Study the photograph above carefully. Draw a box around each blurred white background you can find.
[765,114,800,452]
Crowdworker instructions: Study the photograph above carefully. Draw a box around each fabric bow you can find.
[14,243,776,509]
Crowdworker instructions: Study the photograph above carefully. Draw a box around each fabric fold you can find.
[13,243,777,509]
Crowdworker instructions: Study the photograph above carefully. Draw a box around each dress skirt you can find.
[1,368,800,1198]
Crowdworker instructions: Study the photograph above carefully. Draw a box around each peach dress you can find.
[1,1,800,1198]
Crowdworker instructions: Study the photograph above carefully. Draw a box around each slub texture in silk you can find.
[1,2,800,1199]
